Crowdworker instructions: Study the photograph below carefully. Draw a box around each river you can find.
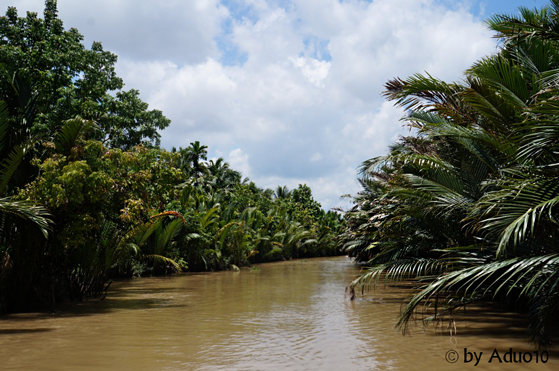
[1,256,557,370]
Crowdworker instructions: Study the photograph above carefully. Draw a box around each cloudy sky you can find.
[7,0,548,210]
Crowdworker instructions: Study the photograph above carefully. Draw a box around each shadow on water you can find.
[0,271,222,324]
[58,298,187,316]
[399,301,559,350]
[353,297,414,304]
[107,286,187,297]
[0,328,56,335]
[354,281,559,349]
[0,287,188,323]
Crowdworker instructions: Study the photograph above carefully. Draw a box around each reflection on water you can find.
[0,257,557,370]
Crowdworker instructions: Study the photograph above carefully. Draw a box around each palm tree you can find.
[0,100,51,237]
[486,0,559,46]
[346,5,559,346]
[207,157,241,190]
[273,185,292,199]
[180,141,208,183]
[0,96,53,312]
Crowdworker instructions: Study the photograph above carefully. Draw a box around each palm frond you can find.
[0,197,52,238]
[55,118,97,155]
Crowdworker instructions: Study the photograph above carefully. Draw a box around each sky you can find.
[5,0,550,210]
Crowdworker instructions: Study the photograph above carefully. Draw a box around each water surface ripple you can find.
[1,257,557,370]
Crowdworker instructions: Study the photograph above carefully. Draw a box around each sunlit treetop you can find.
[0,0,170,150]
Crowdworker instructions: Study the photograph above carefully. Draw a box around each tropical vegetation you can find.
[341,0,559,347]
[0,1,343,313]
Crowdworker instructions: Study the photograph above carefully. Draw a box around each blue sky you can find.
[480,0,546,16]
[6,0,553,210]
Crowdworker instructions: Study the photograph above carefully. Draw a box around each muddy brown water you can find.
[1,256,558,370]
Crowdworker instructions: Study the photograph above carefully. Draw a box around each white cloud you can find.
[291,57,331,88]
[7,0,500,210]
[228,148,251,177]
[310,152,322,162]
[8,0,227,63]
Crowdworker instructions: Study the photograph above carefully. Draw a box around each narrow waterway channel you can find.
[1,256,557,370]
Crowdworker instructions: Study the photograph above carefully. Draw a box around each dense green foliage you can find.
[341,0,559,347]
[0,1,343,313]
[0,1,170,150]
